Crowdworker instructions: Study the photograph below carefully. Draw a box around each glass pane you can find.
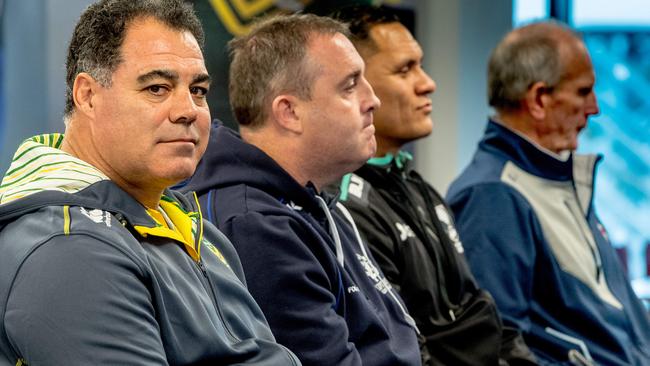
[574,0,650,28]
[574,0,650,303]
[513,0,549,26]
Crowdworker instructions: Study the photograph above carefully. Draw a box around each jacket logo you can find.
[348,175,365,199]
[596,222,609,242]
[347,286,360,293]
[356,253,392,294]
[80,207,112,228]
[434,205,464,254]
[395,222,415,241]
[285,201,303,211]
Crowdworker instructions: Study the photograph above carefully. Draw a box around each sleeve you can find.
[221,212,362,366]
[4,234,168,365]
[447,183,539,334]
[449,184,579,365]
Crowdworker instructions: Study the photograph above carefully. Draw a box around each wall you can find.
[1,0,514,188]
[414,0,512,194]
[1,0,93,172]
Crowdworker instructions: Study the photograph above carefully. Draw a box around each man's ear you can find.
[271,94,303,134]
[72,72,99,118]
[524,81,549,120]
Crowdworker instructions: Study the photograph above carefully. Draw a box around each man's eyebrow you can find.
[137,69,179,84]
[396,56,420,69]
[192,73,211,85]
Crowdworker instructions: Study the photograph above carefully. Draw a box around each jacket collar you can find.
[481,119,575,181]
[367,150,414,172]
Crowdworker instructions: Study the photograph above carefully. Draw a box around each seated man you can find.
[181,13,421,366]
[0,0,299,364]
[447,21,650,365]
[331,5,536,366]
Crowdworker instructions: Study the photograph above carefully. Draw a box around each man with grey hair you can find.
[0,0,300,364]
[447,21,650,365]
[181,13,422,366]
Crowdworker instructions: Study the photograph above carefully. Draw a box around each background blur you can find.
[1,0,648,303]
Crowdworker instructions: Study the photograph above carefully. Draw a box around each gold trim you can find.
[63,205,70,236]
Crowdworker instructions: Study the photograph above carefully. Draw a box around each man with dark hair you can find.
[447,21,650,365]
[331,5,537,366]
[0,0,300,364]
[181,13,422,366]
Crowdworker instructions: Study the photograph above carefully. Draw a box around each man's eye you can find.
[578,87,592,96]
[147,85,168,95]
[191,86,209,97]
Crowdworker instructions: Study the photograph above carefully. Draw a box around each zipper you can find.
[545,326,593,364]
[195,259,240,342]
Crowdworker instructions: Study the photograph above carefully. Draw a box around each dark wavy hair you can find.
[64,0,204,117]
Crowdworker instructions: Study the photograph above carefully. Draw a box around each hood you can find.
[0,133,108,205]
[182,121,326,213]
[0,134,202,250]
[0,133,114,228]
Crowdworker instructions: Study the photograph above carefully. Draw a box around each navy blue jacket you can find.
[181,123,421,366]
[447,120,650,365]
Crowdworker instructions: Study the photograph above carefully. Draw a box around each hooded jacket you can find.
[447,120,650,366]
[181,123,422,366]
[338,152,537,366]
[0,134,300,366]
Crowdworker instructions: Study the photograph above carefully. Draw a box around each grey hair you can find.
[228,13,350,128]
[64,0,204,117]
[487,20,581,111]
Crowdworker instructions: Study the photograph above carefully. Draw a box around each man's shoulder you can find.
[0,204,145,266]
[210,184,319,245]
[0,204,146,306]
[447,147,513,201]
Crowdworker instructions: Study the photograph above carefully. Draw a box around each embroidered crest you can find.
[356,253,392,294]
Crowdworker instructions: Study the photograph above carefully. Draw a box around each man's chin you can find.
[367,143,377,161]
[160,165,197,187]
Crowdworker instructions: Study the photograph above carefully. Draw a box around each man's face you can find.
[539,44,599,153]
[299,32,380,181]
[362,22,436,155]
[90,17,211,195]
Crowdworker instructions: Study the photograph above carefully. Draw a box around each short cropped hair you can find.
[488,21,581,111]
[228,14,349,128]
[329,5,400,57]
[65,0,204,117]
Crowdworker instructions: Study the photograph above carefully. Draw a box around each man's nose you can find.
[170,89,199,124]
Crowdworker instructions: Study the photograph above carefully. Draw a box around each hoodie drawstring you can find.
[315,195,345,268]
